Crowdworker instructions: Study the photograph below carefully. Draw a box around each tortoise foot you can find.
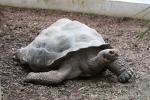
[117,68,134,83]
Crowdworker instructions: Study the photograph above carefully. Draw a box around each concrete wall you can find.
[0,0,150,19]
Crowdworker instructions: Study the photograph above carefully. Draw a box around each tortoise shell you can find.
[18,18,111,71]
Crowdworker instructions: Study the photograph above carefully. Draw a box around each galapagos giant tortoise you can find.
[15,18,133,85]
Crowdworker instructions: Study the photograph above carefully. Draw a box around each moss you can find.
[43,0,49,4]
[81,0,85,5]
[72,0,85,6]
[0,4,15,8]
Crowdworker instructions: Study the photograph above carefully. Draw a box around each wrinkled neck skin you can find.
[87,54,110,74]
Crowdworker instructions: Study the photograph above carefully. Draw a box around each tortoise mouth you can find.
[108,56,118,62]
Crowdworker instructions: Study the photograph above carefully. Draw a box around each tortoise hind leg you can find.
[25,64,72,85]
[108,61,134,83]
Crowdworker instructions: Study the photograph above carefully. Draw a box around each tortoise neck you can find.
[88,54,110,70]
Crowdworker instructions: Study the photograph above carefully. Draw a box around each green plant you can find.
[137,19,150,39]
[135,7,150,39]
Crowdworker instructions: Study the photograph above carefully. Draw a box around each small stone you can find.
[134,44,138,47]
[20,87,25,91]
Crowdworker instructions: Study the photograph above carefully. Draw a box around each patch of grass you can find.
[136,7,150,39]
[138,27,150,39]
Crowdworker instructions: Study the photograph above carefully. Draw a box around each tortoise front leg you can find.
[25,64,72,85]
[108,61,134,83]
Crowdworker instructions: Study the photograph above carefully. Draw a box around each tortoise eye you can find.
[109,51,114,54]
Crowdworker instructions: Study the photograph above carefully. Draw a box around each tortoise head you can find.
[98,49,119,64]
[13,48,29,64]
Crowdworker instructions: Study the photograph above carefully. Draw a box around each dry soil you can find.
[0,7,150,100]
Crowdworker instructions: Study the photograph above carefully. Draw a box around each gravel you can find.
[0,6,150,100]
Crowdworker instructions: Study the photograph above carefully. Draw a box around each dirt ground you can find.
[0,7,150,100]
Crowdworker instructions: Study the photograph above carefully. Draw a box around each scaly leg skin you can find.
[108,61,134,83]
[25,64,72,85]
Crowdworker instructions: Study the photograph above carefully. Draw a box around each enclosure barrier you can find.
[0,0,150,19]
